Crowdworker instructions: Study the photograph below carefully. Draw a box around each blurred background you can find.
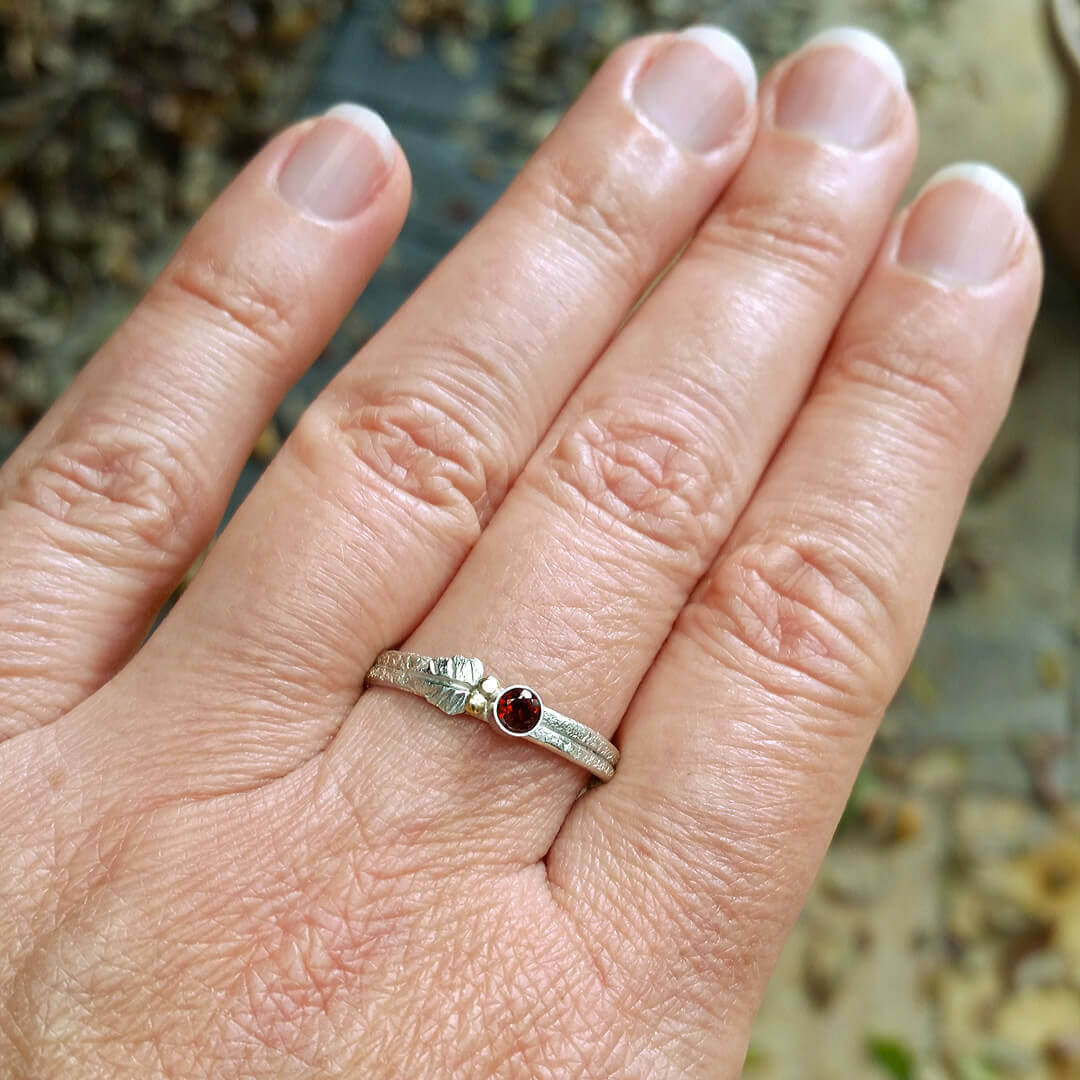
[1,0,1079,1076]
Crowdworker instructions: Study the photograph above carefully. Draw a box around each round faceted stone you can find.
[495,686,542,735]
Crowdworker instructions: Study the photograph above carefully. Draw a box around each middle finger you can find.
[331,28,917,855]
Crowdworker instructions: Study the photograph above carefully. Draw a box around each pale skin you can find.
[0,24,1042,1079]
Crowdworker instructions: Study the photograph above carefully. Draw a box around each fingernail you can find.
[278,103,394,221]
[898,163,1026,285]
[775,27,905,149]
[633,26,757,153]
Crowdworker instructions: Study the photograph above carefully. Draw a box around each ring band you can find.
[363,651,619,782]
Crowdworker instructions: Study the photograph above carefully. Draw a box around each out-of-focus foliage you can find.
[0,0,345,397]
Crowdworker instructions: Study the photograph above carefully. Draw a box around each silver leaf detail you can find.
[416,655,484,715]
[453,655,484,685]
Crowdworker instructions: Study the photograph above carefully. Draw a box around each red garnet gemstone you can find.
[495,687,542,734]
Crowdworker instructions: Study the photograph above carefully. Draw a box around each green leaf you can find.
[867,1035,915,1080]
[504,0,535,28]
[955,1058,1000,1080]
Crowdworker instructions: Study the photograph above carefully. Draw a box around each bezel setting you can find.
[493,685,544,736]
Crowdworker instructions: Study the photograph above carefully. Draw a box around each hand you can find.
[0,25,1041,1078]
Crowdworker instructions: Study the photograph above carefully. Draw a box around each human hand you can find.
[0,25,1041,1078]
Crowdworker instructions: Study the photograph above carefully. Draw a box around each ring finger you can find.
[328,29,917,854]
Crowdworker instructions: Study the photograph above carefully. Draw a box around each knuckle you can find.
[684,537,894,720]
[156,246,295,354]
[826,324,976,452]
[523,148,650,274]
[541,395,733,560]
[694,195,849,294]
[10,420,199,561]
[290,370,511,537]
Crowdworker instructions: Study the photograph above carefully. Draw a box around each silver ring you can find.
[363,651,619,782]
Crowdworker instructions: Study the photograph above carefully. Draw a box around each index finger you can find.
[0,105,411,738]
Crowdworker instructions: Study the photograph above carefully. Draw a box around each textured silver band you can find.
[364,651,619,782]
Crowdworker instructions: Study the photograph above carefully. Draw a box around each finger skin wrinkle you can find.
[540,387,738,565]
[524,150,651,284]
[518,70,687,287]
[4,420,199,567]
[693,185,852,297]
[824,302,989,456]
[288,364,515,543]
[0,644,100,735]
[154,242,296,359]
[682,537,894,722]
